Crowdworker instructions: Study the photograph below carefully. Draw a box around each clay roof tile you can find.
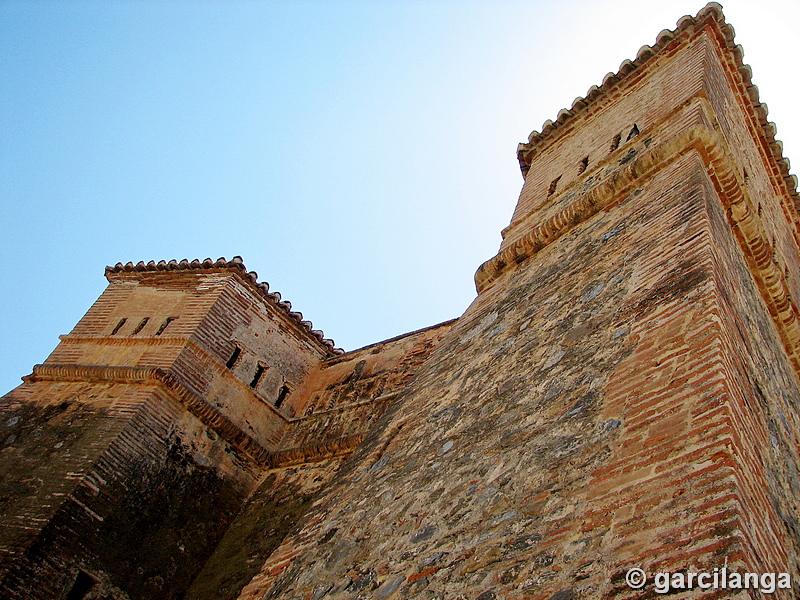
[515,1,797,207]
[104,256,337,354]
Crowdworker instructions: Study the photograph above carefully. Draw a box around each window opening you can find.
[110,318,127,335]
[578,156,589,174]
[626,124,640,141]
[275,384,291,409]
[155,317,175,336]
[130,317,149,335]
[226,346,242,369]
[250,364,266,389]
[65,570,96,600]
[548,175,562,197]
[610,133,622,152]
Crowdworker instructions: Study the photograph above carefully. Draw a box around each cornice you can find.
[264,435,365,468]
[57,334,293,422]
[515,3,797,214]
[24,363,273,466]
[479,122,800,382]
[59,334,189,347]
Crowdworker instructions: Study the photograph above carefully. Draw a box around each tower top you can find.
[476,1,800,294]
[517,2,796,204]
[106,255,343,355]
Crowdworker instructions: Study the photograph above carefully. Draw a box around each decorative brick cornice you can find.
[265,435,365,468]
[24,363,273,466]
[105,256,343,356]
[56,334,293,423]
[25,364,160,385]
[479,122,800,381]
[59,334,189,347]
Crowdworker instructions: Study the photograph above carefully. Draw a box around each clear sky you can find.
[1,0,798,394]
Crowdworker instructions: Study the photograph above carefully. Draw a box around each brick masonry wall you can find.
[277,321,455,456]
[0,265,331,598]
[0,380,262,600]
[182,322,457,599]
[176,273,327,448]
[4,7,800,600]
[504,33,711,253]
[702,161,800,583]
[0,381,139,587]
[233,139,800,600]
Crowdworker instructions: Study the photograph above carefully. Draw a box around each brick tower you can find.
[2,3,800,600]
[0,259,452,599]
[227,4,800,599]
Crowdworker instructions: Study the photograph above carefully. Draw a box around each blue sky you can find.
[2,0,798,394]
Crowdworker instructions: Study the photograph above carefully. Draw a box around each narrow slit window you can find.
[250,364,266,389]
[65,571,96,600]
[110,318,127,335]
[226,346,242,369]
[131,317,149,335]
[155,317,175,336]
[626,124,640,141]
[610,133,622,152]
[578,156,589,174]
[548,175,562,197]
[275,385,291,409]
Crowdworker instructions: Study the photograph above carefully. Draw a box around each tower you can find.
[0,259,338,598]
[230,4,800,599]
[0,259,452,599]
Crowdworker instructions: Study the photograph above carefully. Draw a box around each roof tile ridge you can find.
[105,256,343,355]
[517,2,725,173]
[725,34,799,207]
[516,2,797,205]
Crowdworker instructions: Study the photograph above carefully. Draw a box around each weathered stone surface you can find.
[0,264,453,599]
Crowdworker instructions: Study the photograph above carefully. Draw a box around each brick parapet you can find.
[105,257,340,356]
[514,3,797,214]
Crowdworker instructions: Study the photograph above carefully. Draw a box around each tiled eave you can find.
[105,256,343,356]
[516,2,798,213]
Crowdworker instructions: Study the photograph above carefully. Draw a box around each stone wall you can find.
[230,8,800,598]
